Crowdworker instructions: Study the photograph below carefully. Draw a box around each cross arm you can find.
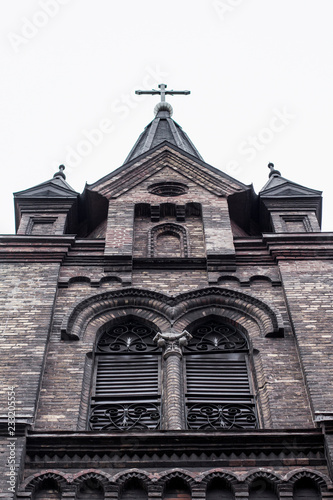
[135,90,161,95]
[165,90,190,95]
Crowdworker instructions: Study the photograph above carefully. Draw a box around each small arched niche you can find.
[77,477,104,499]
[206,477,234,499]
[150,223,188,258]
[156,230,182,257]
[293,477,321,499]
[163,477,191,500]
[248,478,278,499]
[34,478,61,500]
[120,478,148,500]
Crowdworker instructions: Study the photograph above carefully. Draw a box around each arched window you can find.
[34,479,61,499]
[206,478,234,499]
[120,478,148,500]
[89,317,161,431]
[184,318,257,430]
[77,478,104,499]
[293,478,321,499]
[150,223,188,257]
[163,478,191,500]
[156,230,182,257]
[248,479,277,499]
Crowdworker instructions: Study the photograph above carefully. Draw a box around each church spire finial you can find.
[53,164,66,180]
[135,83,191,116]
[268,162,281,178]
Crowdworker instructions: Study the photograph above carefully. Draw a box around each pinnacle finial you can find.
[268,162,281,178]
[154,101,173,116]
[135,83,190,115]
[53,164,66,180]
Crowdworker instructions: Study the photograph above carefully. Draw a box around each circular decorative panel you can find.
[148,181,188,197]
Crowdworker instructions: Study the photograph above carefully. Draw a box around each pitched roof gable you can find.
[88,143,250,199]
[14,175,79,199]
[260,174,322,199]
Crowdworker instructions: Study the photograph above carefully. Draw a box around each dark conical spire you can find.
[124,83,203,163]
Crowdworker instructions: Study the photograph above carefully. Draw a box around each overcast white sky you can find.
[0,0,332,233]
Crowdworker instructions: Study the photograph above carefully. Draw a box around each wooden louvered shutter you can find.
[184,320,257,430]
[94,355,160,400]
[186,354,251,400]
[89,320,161,431]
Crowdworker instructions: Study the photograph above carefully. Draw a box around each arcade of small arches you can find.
[20,469,332,499]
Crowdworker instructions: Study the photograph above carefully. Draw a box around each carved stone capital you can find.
[153,330,192,359]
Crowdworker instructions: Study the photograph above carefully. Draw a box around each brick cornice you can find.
[262,232,333,260]
[0,235,75,262]
[233,234,333,262]
[24,429,325,469]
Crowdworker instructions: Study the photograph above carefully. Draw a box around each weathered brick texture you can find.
[279,261,333,417]
[3,143,333,495]
[0,263,59,418]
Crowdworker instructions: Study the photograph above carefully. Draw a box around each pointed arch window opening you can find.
[96,320,161,354]
[184,321,249,353]
[184,319,257,430]
[89,319,162,432]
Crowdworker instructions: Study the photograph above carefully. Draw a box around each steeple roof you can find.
[260,163,322,198]
[124,102,203,164]
[14,165,78,199]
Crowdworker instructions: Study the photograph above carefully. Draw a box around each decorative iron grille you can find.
[97,321,160,354]
[186,402,257,430]
[89,403,161,431]
[185,321,248,352]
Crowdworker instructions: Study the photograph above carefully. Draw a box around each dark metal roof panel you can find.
[124,110,203,163]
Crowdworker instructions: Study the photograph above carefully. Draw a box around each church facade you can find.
[1,88,333,499]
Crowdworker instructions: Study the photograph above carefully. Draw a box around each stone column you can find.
[154,330,192,430]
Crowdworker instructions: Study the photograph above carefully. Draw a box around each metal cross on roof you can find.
[135,83,190,102]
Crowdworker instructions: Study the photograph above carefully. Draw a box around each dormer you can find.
[259,163,322,233]
[14,165,79,235]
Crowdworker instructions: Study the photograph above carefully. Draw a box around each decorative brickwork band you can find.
[154,330,192,429]
[60,287,285,341]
